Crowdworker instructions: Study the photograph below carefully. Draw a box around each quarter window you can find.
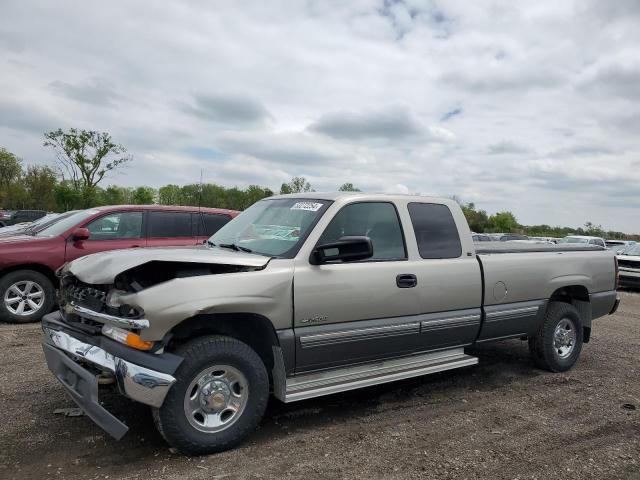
[318,202,406,260]
[408,203,462,259]
[86,212,143,240]
[148,211,193,238]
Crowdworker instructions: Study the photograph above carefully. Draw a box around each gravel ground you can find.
[1,291,638,480]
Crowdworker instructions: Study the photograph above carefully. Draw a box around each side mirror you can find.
[311,236,373,265]
[72,227,90,241]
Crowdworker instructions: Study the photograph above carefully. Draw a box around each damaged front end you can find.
[43,248,272,439]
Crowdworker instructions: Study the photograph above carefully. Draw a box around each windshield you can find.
[36,209,100,237]
[208,198,330,257]
[621,245,640,256]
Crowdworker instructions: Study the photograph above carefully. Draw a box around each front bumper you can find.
[42,314,178,439]
[619,270,640,289]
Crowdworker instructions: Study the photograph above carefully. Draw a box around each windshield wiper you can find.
[218,243,253,253]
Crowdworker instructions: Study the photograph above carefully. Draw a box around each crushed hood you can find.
[64,246,271,284]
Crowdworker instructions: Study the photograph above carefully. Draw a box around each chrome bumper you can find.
[42,327,175,408]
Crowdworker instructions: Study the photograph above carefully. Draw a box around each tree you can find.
[461,202,490,233]
[158,184,183,205]
[24,166,57,211]
[280,176,312,194]
[43,128,131,206]
[0,148,24,207]
[131,186,155,205]
[490,211,519,233]
[338,182,361,192]
[0,148,22,187]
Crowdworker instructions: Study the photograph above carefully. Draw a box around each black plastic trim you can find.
[42,342,129,440]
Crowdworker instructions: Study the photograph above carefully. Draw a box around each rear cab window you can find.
[407,203,462,259]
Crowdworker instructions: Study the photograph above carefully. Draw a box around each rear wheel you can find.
[153,335,269,455]
[528,302,583,372]
[0,270,55,323]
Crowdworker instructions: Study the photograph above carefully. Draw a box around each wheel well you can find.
[166,313,279,374]
[548,285,591,342]
[0,264,58,286]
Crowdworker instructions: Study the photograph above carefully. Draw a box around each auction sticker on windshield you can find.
[290,202,323,212]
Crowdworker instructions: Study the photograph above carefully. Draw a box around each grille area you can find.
[618,259,640,270]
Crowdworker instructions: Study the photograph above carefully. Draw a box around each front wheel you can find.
[0,270,55,323]
[528,301,583,372]
[153,335,269,455]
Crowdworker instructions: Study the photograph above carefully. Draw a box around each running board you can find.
[283,348,478,403]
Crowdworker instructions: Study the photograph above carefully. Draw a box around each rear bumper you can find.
[42,313,178,439]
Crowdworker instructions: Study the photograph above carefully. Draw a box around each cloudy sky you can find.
[1,0,639,231]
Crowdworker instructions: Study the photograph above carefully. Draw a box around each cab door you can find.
[65,210,146,262]
[292,201,420,372]
[405,202,483,350]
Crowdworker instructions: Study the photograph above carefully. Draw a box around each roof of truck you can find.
[270,192,448,202]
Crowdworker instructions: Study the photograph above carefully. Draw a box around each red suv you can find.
[0,205,239,323]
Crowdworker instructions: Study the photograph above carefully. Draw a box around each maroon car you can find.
[0,205,239,323]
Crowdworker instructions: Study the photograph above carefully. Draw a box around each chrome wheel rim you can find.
[183,365,249,433]
[4,281,45,316]
[553,318,576,359]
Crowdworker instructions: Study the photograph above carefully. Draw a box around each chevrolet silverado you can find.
[41,193,620,455]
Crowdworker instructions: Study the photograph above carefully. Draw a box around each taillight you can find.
[614,256,619,288]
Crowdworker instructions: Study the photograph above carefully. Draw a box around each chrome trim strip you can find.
[43,327,174,408]
[299,322,420,348]
[485,306,539,323]
[420,314,480,332]
[66,303,150,329]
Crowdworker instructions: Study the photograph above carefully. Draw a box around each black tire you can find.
[528,301,583,372]
[153,335,269,455]
[0,270,55,323]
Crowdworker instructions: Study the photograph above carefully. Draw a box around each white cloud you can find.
[0,0,639,231]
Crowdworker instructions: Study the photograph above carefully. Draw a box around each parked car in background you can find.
[0,211,78,237]
[43,193,618,454]
[617,244,640,289]
[0,209,47,227]
[0,205,239,323]
[605,240,635,254]
[558,236,606,248]
[472,233,491,242]
[499,234,529,241]
[0,210,13,222]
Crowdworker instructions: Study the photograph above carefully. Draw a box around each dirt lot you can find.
[1,292,638,480]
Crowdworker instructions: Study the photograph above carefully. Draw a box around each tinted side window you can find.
[192,213,232,236]
[318,202,406,260]
[148,211,192,238]
[408,203,462,259]
[86,212,143,240]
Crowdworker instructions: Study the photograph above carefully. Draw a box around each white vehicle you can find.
[558,236,605,248]
[606,240,635,254]
[617,244,640,288]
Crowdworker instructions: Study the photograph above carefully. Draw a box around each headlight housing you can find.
[102,325,154,351]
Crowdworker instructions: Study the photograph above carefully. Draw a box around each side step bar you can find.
[283,348,478,402]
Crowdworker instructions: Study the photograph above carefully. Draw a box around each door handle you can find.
[396,274,417,288]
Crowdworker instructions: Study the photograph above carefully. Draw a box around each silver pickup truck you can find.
[42,193,620,455]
